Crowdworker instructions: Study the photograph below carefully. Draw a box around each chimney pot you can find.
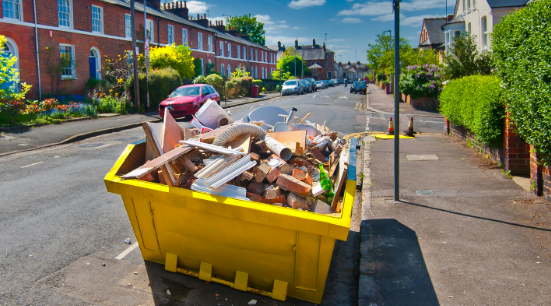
[197,14,200,19]
[184,1,187,8]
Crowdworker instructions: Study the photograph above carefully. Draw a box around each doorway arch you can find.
[1,37,20,92]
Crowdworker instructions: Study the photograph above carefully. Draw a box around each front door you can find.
[89,50,97,79]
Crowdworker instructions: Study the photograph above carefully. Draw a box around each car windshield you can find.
[284,81,297,85]
[354,81,366,86]
[316,81,322,84]
[170,86,201,97]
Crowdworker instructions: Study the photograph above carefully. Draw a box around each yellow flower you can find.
[117,78,124,84]
[110,89,113,93]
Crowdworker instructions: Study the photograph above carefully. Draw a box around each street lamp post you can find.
[130,0,140,112]
[393,0,401,201]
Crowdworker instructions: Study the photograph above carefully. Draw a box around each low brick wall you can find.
[529,145,551,201]
[444,112,530,176]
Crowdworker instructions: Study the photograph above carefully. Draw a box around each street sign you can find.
[144,38,150,68]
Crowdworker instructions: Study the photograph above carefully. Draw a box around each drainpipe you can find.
[33,0,41,98]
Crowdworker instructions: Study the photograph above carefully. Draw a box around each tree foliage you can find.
[442,34,493,80]
[276,55,310,78]
[225,14,266,46]
[492,0,551,163]
[0,35,26,100]
[366,33,410,73]
[150,44,195,79]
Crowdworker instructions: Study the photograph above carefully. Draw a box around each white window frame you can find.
[124,14,132,38]
[3,0,22,21]
[182,28,188,46]
[197,32,203,50]
[58,0,73,29]
[59,43,76,79]
[482,16,488,49]
[255,50,258,61]
[237,46,240,59]
[208,35,212,51]
[227,64,231,77]
[251,49,253,61]
[261,51,263,62]
[228,43,231,58]
[200,58,204,75]
[146,19,154,43]
[219,41,224,56]
[91,5,103,34]
[221,64,225,77]
[167,25,174,45]
[243,46,246,60]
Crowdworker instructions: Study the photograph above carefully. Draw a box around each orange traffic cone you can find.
[403,117,415,137]
[387,117,395,135]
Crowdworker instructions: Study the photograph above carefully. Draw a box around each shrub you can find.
[192,75,208,84]
[238,77,252,96]
[150,44,195,79]
[193,58,203,77]
[225,79,242,98]
[252,79,263,88]
[126,68,181,111]
[376,71,386,82]
[439,75,505,147]
[400,64,444,99]
[206,74,224,95]
[493,0,551,163]
[85,78,111,91]
[443,34,493,80]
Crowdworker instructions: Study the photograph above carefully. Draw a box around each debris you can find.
[248,299,257,305]
[287,193,310,210]
[102,263,106,267]
[124,238,132,244]
[248,182,266,195]
[265,167,281,183]
[123,105,350,215]
[166,289,172,296]
[265,185,281,199]
[277,174,312,195]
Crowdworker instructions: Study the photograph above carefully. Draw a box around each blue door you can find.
[89,57,96,79]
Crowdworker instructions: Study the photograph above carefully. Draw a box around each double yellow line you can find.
[355,102,366,111]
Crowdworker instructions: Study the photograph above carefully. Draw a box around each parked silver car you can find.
[281,80,303,96]
[316,81,326,89]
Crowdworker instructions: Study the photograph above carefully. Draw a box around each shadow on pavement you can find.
[364,218,439,306]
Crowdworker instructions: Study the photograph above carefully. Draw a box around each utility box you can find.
[104,138,357,304]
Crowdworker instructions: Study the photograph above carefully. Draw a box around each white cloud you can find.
[288,0,326,9]
[371,13,401,22]
[342,17,363,23]
[401,14,442,27]
[209,16,226,24]
[329,38,346,42]
[255,14,275,24]
[293,26,300,29]
[186,1,209,14]
[338,0,452,16]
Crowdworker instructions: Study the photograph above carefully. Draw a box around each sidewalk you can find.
[365,84,444,135]
[359,94,551,304]
[0,93,280,156]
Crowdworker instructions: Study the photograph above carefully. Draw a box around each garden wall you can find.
[444,111,530,176]
[529,146,551,201]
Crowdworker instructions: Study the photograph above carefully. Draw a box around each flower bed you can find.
[400,64,443,110]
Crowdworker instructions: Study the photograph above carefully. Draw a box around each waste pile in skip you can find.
[122,99,351,215]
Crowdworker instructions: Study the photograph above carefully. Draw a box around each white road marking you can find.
[325,96,330,98]
[94,143,113,150]
[339,96,349,99]
[115,243,139,260]
[312,95,316,98]
[21,161,44,168]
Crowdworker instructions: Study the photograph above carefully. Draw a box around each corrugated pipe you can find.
[212,123,292,161]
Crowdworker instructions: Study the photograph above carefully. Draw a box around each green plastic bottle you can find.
[318,164,335,201]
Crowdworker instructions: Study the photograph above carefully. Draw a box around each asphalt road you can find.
[0,85,366,305]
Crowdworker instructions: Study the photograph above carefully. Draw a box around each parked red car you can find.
[159,84,220,118]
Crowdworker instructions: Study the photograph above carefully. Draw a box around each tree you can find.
[276,55,310,78]
[282,46,296,57]
[366,33,410,72]
[443,34,493,80]
[150,44,195,79]
[225,14,266,46]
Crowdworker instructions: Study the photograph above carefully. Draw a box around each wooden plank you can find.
[296,112,311,124]
[226,133,252,154]
[142,122,176,186]
[267,130,307,153]
[162,108,184,153]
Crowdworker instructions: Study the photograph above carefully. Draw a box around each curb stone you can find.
[359,111,378,305]
[0,95,280,158]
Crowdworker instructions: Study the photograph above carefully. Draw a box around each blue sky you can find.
[176,0,456,64]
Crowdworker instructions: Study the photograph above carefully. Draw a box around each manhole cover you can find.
[114,137,139,141]
[77,143,105,148]
[406,154,439,161]
[416,190,434,195]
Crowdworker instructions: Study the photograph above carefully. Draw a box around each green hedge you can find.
[439,75,505,147]
[493,0,551,163]
[252,79,263,88]
[126,68,181,111]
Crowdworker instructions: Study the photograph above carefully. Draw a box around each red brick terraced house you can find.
[0,0,277,99]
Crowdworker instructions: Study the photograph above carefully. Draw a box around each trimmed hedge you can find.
[126,68,181,111]
[439,75,505,147]
[252,79,263,88]
[493,0,551,163]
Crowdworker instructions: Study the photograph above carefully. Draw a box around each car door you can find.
[209,85,219,102]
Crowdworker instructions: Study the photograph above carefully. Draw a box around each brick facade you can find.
[0,0,277,99]
[444,111,530,176]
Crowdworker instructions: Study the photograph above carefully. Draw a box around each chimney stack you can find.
[278,41,281,50]
[209,19,225,32]
[228,26,239,37]
[313,39,316,47]
[167,1,189,19]
[191,13,208,27]
[145,0,161,10]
